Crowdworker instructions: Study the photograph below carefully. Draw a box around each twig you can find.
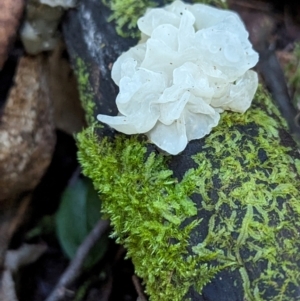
[45,219,110,301]
[132,274,148,301]
[99,268,113,301]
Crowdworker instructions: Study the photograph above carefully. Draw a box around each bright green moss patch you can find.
[187,86,300,301]
[77,130,226,301]
[77,86,300,301]
[74,58,96,125]
[102,0,157,38]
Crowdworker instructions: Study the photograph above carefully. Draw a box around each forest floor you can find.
[1,0,300,300]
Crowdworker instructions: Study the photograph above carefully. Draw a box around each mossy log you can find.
[63,1,300,300]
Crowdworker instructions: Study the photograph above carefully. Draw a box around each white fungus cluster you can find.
[97,0,259,155]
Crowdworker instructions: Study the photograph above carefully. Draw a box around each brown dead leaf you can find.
[0,0,25,70]
[49,42,86,134]
[0,55,56,267]
[0,55,56,203]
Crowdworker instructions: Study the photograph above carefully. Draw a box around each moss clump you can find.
[77,130,226,301]
[74,58,96,125]
[186,86,300,300]
[77,86,300,301]
[102,0,158,38]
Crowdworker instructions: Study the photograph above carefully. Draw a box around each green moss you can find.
[77,86,300,301]
[188,86,300,301]
[103,0,228,39]
[74,58,96,125]
[102,0,158,38]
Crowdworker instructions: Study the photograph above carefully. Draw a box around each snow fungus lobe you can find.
[97,0,259,155]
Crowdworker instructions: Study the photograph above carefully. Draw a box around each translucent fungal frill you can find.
[97,0,259,155]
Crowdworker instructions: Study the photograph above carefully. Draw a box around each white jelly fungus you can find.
[97,0,259,155]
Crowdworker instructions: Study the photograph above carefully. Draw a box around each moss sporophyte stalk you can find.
[77,84,300,300]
